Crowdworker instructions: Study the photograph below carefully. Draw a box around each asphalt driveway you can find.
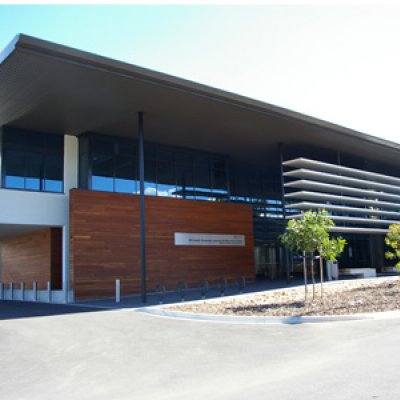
[0,300,399,399]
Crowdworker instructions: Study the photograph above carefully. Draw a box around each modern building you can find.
[1,34,400,303]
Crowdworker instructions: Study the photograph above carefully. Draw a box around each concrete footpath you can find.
[1,291,400,399]
[0,278,400,400]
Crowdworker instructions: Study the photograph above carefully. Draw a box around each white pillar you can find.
[47,281,51,303]
[62,135,78,303]
[64,135,79,193]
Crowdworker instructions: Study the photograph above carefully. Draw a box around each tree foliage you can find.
[318,236,347,261]
[385,223,400,269]
[280,210,333,254]
[280,209,346,302]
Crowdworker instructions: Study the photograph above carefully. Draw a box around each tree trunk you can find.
[319,256,324,302]
[310,253,315,301]
[303,251,308,302]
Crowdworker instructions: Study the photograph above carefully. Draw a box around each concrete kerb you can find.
[136,276,400,325]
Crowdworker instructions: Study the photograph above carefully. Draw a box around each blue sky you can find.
[1,4,400,143]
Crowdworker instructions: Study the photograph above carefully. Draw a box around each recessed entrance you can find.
[0,225,62,294]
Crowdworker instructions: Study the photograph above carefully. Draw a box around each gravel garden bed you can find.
[169,277,400,317]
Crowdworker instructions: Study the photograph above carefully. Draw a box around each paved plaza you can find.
[0,297,399,400]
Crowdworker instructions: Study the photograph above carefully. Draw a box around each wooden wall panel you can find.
[0,228,62,290]
[70,189,255,300]
[70,190,140,300]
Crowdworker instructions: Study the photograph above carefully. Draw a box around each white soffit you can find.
[284,191,400,210]
[283,158,400,186]
[288,202,400,218]
[284,180,400,202]
[284,169,400,195]
[288,214,400,225]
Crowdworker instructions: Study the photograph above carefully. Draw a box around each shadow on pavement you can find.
[0,300,104,321]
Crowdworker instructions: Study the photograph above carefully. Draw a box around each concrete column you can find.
[62,135,78,303]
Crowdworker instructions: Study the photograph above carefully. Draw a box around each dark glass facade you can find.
[79,133,235,201]
[1,126,64,193]
[78,133,283,212]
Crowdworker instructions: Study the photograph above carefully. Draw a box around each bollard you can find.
[10,282,13,300]
[20,282,24,301]
[115,279,121,303]
[33,281,37,302]
[0,282,3,300]
[47,281,51,303]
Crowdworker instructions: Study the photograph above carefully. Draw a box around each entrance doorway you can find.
[254,243,279,279]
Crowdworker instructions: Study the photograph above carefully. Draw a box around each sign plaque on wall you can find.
[174,233,245,247]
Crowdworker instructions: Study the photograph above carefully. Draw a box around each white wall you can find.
[0,134,79,303]
[0,189,68,226]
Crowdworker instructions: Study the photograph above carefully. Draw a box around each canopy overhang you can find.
[1,34,400,168]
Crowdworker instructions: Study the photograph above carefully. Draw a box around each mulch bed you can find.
[169,277,400,317]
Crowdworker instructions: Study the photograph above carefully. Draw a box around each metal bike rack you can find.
[177,281,188,302]
[155,283,166,304]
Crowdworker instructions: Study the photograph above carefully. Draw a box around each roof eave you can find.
[3,34,400,154]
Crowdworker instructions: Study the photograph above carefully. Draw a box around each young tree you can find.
[280,210,333,302]
[317,236,346,300]
[385,223,400,269]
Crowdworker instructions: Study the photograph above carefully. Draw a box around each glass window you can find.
[194,156,211,200]
[45,134,63,152]
[44,154,63,192]
[176,159,193,199]
[144,143,155,161]
[144,159,156,196]
[24,131,44,150]
[212,168,227,191]
[25,152,42,191]
[3,129,25,148]
[91,135,114,155]
[115,155,136,194]
[82,133,231,203]
[4,150,24,189]
[116,141,136,157]
[92,153,113,192]
[83,134,139,195]
[157,156,176,197]
[175,152,192,165]
[92,175,113,192]
[1,127,63,193]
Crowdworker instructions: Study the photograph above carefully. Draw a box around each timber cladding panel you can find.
[70,189,255,300]
[0,228,62,290]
